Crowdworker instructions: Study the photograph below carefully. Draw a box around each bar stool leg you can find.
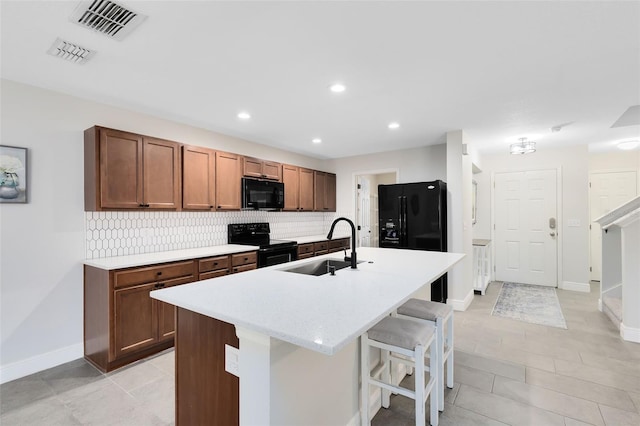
[429,338,439,426]
[361,334,370,426]
[436,317,444,412]
[381,348,391,408]
[447,316,454,390]
[414,345,426,426]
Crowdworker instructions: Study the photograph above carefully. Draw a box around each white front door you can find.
[494,170,558,287]
[589,171,637,281]
[357,177,371,247]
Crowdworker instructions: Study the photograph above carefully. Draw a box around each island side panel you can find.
[84,265,110,370]
[176,307,239,426]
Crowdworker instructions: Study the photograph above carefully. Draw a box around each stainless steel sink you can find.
[281,259,353,276]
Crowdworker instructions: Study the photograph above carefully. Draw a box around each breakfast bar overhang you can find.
[152,247,465,425]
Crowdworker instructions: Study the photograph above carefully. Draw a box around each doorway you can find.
[589,170,637,281]
[354,171,398,247]
[493,169,559,287]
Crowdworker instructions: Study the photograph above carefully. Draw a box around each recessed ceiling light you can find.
[329,83,346,93]
[237,112,251,120]
[388,122,400,129]
[617,139,639,150]
[312,138,322,144]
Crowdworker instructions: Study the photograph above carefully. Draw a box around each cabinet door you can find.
[314,171,327,211]
[143,137,181,209]
[299,168,315,211]
[157,276,196,342]
[183,146,215,210]
[216,151,241,210]
[113,283,157,359]
[282,165,299,211]
[242,157,263,179]
[99,128,143,209]
[326,173,336,212]
[262,161,281,181]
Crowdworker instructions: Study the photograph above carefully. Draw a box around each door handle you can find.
[550,232,556,237]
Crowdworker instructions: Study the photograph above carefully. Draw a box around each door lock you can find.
[549,217,556,229]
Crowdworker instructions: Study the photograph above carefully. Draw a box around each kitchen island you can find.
[151,246,464,425]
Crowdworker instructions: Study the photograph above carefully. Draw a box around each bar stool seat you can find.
[397,299,454,412]
[361,316,439,426]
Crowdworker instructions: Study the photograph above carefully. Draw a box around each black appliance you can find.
[242,178,284,210]
[228,223,297,268]
[378,180,448,303]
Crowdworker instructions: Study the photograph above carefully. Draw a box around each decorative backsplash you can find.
[85,210,345,259]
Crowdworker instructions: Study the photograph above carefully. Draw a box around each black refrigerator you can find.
[378,180,448,303]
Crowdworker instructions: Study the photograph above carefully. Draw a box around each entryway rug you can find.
[491,282,567,329]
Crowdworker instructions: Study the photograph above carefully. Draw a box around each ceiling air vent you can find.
[70,0,147,41]
[47,38,95,64]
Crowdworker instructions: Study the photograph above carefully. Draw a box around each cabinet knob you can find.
[214,262,218,266]
[244,257,248,261]
[218,206,221,209]
[157,271,162,276]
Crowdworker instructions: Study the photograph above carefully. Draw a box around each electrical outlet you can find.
[225,344,239,377]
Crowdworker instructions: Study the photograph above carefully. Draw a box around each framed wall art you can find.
[0,145,28,203]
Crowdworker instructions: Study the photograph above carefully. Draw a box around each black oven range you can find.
[228,223,298,268]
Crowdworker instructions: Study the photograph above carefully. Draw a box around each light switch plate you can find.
[567,219,581,227]
[225,344,239,377]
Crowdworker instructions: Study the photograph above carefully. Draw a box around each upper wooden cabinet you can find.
[215,151,241,210]
[84,126,181,211]
[314,171,337,212]
[282,165,315,211]
[299,168,315,211]
[182,145,215,210]
[243,156,281,181]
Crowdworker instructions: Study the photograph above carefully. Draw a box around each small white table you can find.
[472,239,492,295]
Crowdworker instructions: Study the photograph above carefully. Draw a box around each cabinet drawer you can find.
[329,238,350,250]
[114,261,196,289]
[313,242,328,252]
[314,250,328,256]
[298,253,314,260]
[199,270,229,281]
[231,263,256,274]
[199,256,229,273]
[231,252,257,267]
[297,243,314,255]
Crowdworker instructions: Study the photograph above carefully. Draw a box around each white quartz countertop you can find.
[83,245,260,270]
[151,247,464,355]
[292,234,350,244]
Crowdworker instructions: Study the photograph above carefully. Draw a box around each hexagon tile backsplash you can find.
[85,210,342,259]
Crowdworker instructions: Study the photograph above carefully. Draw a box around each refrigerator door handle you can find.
[401,196,408,246]
[397,196,403,242]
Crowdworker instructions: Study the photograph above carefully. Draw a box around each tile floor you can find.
[1,281,639,425]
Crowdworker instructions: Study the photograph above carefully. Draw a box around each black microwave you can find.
[242,178,284,210]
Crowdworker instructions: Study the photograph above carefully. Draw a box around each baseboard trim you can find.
[448,289,474,311]
[560,281,590,293]
[620,323,640,343]
[345,410,360,426]
[0,343,84,384]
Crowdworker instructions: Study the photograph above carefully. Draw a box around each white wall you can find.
[589,151,640,189]
[0,79,329,383]
[330,144,447,219]
[474,145,590,289]
[446,131,474,310]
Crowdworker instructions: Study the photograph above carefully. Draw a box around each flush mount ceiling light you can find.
[510,137,536,155]
[70,0,147,41]
[312,138,322,144]
[237,112,251,120]
[388,122,400,130]
[617,139,640,150]
[46,38,95,64]
[329,83,346,93]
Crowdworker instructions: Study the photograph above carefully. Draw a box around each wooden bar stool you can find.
[397,299,454,412]
[361,316,439,426]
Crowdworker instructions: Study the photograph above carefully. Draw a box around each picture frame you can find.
[0,145,28,203]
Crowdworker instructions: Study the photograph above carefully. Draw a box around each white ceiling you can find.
[1,1,639,159]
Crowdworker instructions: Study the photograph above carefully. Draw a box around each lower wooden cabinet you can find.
[85,251,258,373]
